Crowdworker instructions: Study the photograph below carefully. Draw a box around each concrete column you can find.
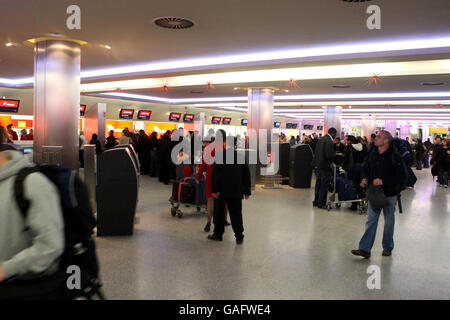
[84,103,107,150]
[323,106,342,138]
[384,121,397,137]
[361,115,377,139]
[422,126,430,142]
[33,40,81,168]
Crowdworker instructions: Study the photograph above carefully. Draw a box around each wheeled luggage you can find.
[327,164,367,214]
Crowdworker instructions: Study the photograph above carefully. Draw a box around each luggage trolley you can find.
[327,164,368,214]
[169,167,207,218]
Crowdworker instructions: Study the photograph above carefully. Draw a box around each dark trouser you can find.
[213,197,244,240]
[415,159,422,170]
[150,150,160,177]
[352,163,365,200]
[438,168,449,186]
[159,156,170,184]
[0,272,65,301]
[138,152,150,174]
[313,169,332,207]
[423,154,430,168]
[79,150,84,168]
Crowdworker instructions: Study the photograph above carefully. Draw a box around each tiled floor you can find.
[96,168,450,299]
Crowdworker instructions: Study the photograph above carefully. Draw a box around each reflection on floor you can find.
[96,168,450,299]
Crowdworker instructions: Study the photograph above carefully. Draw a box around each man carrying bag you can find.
[351,130,407,258]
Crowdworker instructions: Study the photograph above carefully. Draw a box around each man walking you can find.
[352,130,407,258]
[208,130,251,244]
[312,128,337,209]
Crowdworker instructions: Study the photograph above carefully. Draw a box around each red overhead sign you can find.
[119,109,135,119]
[0,99,20,112]
[137,110,152,120]
[183,114,194,122]
[169,112,181,121]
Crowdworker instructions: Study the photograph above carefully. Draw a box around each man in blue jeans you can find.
[352,130,407,258]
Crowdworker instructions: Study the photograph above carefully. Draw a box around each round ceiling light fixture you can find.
[153,17,195,30]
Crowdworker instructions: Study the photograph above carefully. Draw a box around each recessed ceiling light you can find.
[5,42,13,47]
[333,85,351,88]
[104,45,112,50]
[284,90,289,93]
[422,81,445,86]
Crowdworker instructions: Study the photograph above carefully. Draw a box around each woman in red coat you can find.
[196,139,229,232]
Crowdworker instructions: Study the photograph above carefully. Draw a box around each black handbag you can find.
[367,185,390,209]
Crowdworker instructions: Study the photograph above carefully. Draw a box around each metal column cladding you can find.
[33,40,81,168]
[362,115,377,138]
[247,88,274,183]
[323,106,342,138]
[247,88,274,145]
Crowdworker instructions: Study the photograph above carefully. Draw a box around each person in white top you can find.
[79,131,88,168]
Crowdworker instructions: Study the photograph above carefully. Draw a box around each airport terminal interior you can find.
[0,0,450,300]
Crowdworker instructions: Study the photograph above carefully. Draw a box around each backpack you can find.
[14,164,104,299]
[391,138,412,167]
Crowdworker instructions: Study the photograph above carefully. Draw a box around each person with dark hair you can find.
[208,130,251,244]
[352,130,407,258]
[414,139,425,170]
[89,133,102,155]
[431,136,448,188]
[369,133,377,153]
[136,130,151,174]
[423,138,432,168]
[149,131,160,177]
[6,124,18,141]
[344,135,369,210]
[105,130,117,150]
[79,131,88,168]
[158,130,172,185]
[312,128,337,209]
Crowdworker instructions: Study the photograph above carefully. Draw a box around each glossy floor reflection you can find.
[96,168,450,299]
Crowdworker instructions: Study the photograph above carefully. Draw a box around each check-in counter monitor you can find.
[289,144,314,188]
[97,147,139,236]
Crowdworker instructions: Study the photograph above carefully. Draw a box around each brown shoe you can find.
[382,249,392,256]
[351,249,371,258]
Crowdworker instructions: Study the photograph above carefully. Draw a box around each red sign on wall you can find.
[137,110,152,120]
[183,114,194,122]
[169,112,181,122]
[119,109,135,119]
[0,99,20,112]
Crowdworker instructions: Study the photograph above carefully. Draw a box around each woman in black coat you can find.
[158,130,172,184]
[149,131,160,177]
[136,130,151,174]
[89,133,102,155]
[414,140,425,170]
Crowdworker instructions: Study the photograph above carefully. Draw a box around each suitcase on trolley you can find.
[172,177,195,203]
[335,174,357,201]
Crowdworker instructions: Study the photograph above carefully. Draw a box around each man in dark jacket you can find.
[209,130,251,244]
[352,130,407,258]
[312,128,337,209]
[431,136,448,187]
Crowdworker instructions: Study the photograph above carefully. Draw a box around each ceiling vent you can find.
[153,17,195,30]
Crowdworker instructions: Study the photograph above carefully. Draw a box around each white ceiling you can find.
[1,0,450,79]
